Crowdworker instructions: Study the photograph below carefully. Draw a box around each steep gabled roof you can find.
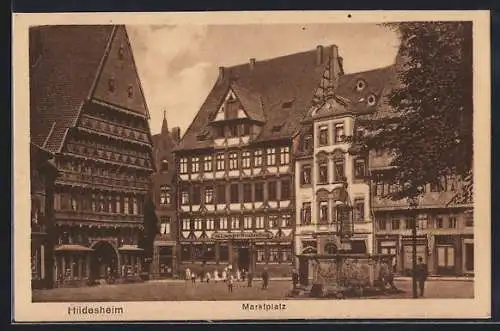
[176,46,334,151]
[30,25,115,153]
[230,82,265,122]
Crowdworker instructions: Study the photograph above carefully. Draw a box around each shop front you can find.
[376,235,399,273]
[152,241,177,279]
[54,244,94,287]
[401,235,428,276]
[462,236,474,275]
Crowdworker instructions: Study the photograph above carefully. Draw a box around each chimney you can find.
[316,45,324,65]
[171,127,181,144]
[249,58,256,70]
[330,45,341,88]
[218,66,225,81]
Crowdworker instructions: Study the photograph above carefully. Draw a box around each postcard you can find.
[12,10,491,322]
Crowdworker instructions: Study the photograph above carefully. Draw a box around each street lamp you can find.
[405,183,423,299]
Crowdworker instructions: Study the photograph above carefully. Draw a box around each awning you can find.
[54,244,94,252]
[118,245,144,252]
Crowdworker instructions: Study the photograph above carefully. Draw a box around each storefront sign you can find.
[212,232,273,240]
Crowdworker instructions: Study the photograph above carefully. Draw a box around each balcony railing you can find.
[57,171,149,191]
[80,114,149,145]
[55,210,143,223]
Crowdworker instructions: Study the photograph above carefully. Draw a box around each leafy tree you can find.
[356,22,473,199]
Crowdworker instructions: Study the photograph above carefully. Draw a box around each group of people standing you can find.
[184,266,271,292]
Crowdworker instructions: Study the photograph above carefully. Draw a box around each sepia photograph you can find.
[13,11,490,321]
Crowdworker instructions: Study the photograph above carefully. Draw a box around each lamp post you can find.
[407,195,419,299]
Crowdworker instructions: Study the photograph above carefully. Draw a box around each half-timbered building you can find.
[29,25,155,286]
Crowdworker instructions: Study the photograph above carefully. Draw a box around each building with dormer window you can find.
[174,45,344,277]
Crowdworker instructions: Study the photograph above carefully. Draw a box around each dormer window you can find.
[127,85,134,98]
[356,79,366,91]
[118,44,125,60]
[367,94,377,106]
[108,78,116,92]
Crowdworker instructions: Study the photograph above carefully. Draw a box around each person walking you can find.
[222,268,227,283]
[262,268,269,290]
[247,270,253,287]
[227,272,234,293]
[292,268,299,290]
[236,268,241,282]
[414,256,428,297]
[213,269,219,283]
[380,258,398,292]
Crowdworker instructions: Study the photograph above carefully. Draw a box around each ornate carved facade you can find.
[30,25,155,287]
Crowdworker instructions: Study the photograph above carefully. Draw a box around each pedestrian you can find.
[185,268,191,286]
[227,272,234,293]
[414,256,428,297]
[222,268,227,283]
[236,268,241,282]
[247,270,253,287]
[292,268,299,290]
[213,269,220,283]
[262,268,269,290]
[191,272,196,284]
[380,258,398,291]
[241,269,246,282]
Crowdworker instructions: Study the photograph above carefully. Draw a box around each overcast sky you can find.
[126,24,400,135]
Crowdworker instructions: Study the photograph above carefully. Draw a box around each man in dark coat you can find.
[414,256,428,297]
[292,269,299,290]
[262,268,269,290]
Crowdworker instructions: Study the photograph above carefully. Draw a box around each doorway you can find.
[238,248,250,271]
[91,241,118,280]
[464,242,474,273]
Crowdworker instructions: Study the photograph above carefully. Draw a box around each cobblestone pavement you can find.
[32,279,474,302]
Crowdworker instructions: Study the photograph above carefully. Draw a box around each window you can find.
[391,219,400,230]
[204,186,214,204]
[182,219,190,230]
[114,195,120,213]
[229,125,238,137]
[180,157,188,174]
[301,202,312,225]
[406,218,415,230]
[244,216,253,229]
[231,217,240,230]
[303,135,313,152]
[243,183,252,202]
[203,155,213,172]
[255,183,264,201]
[206,218,215,230]
[268,181,277,201]
[279,147,290,165]
[281,179,291,200]
[266,148,276,166]
[255,216,264,229]
[191,157,200,173]
[268,216,278,228]
[242,151,251,169]
[160,217,171,234]
[418,217,428,230]
[282,214,292,227]
[257,249,265,262]
[375,180,384,196]
[118,45,125,59]
[281,248,292,262]
[437,246,455,268]
[194,218,202,230]
[254,149,263,167]
[219,217,228,230]
[334,160,345,181]
[160,186,171,205]
[318,161,328,184]
[108,78,116,92]
[334,123,345,143]
[216,185,226,204]
[216,153,225,171]
[71,195,78,211]
[301,165,312,185]
[133,197,138,215]
[192,185,201,205]
[318,125,329,146]
[435,217,443,228]
[229,152,238,170]
[127,85,134,98]
[268,248,279,262]
[160,159,169,172]
[367,94,376,106]
[181,245,191,261]
[219,245,229,261]
[354,158,366,178]
[215,126,225,138]
[124,197,129,215]
[354,199,365,222]
[230,183,239,203]
[448,216,457,228]
[240,123,250,135]
[378,219,387,231]
[181,190,189,205]
[356,79,366,91]
[319,201,328,223]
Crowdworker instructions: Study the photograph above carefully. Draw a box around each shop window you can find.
[191,245,203,261]
[181,245,191,261]
[301,165,312,185]
[301,202,312,225]
[216,184,226,204]
[255,182,264,201]
[437,246,455,268]
[266,148,276,166]
[160,186,171,205]
[281,248,292,262]
[268,181,277,201]
[256,249,265,262]
[268,248,280,262]
[279,146,290,165]
[219,245,229,261]
[204,245,216,260]
[230,184,239,203]
[243,183,252,202]
[318,125,329,146]
[254,149,263,167]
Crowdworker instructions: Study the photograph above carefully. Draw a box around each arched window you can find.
[325,243,338,254]
[160,186,171,206]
